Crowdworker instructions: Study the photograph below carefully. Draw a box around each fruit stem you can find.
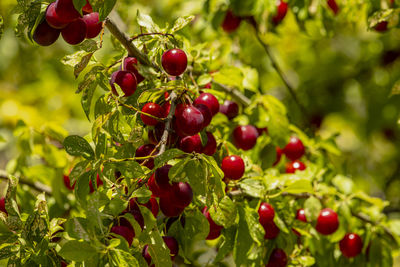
[0,170,52,195]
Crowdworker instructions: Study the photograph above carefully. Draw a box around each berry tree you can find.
[0,0,399,266]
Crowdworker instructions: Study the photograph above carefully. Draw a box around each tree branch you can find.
[158,91,178,155]
[352,212,397,243]
[214,82,251,106]
[0,170,52,195]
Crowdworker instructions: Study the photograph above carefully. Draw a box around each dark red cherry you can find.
[202,132,217,156]
[155,165,173,191]
[147,173,163,197]
[283,136,305,161]
[232,125,259,151]
[202,207,223,240]
[194,103,212,128]
[375,21,388,32]
[111,226,134,246]
[110,70,137,97]
[273,147,283,166]
[272,0,288,25]
[263,221,280,239]
[219,100,239,120]
[161,49,188,76]
[61,18,87,45]
[141,103,164,126]
[258,203,275,225]
[135,144,157,169]
[63,175,75,190]
[55,0,81,23]
[0,197,6,215]
[266,248,287,267]
[123,57,144,83]
[316,208,339,235]
[82,0,93,14]
[296,209,307,222]
[171,182,193,208]
[45,2,68,29]
[193,93,220,116]
[327,0,339,15]
[221,10,242,33]
[159,196,185,217]
[179,134,202,153]
[339,233,363,258]
[285,160,306,174]
[33,20,60,46]
[162,236,179,259]
[142,245,152,265]
[82,12,102,39]
[221,155,245,180]
[175,106,204,136]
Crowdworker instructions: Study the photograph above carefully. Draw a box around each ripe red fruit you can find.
[264,221,280,239]
[171,182,193,208]
[327,0,339,15]
[221,155,245,180]
[219,100,239,120]
[55,0,81,23]
[175,106,204,136]
[272,0,288,25]
[283,136,305,161]
[296,209,307,222]
[82,0,93,14]
[45,2,68,29]
[179,134,202,153]
[0,197,6,215]
[147,173,163,197]
[135,144,157,169]
[375,21,388,32]
[63,175,75,190]
[161,49,188,76]
[82,12,102,39]
[33,20,60,46]
[193,93,220,116]
[155,164,173,189]
[141,103,164,126]
[61,18,87,45]
[193,104,212,128]
[339,233,363,258]
[266,248,287,267]
[202,207,224,240]
[316,208,339,235]
[110,70,137,97]
[111,226,134,246]
[123,57,144,83]
[258,203,275,225]
[221,10,242,33]
[159,196,185,217]
[142,245,152,265]
[162,236,179,259]
[273,147,283,166]
[232,125,259,150]
[202,132,217,156]
[285,160,306,174]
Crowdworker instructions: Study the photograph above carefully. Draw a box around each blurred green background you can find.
[0,0,399,219]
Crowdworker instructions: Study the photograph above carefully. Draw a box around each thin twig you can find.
[214,82,251,106]
[0,170,52,195]
[157,91,178,155]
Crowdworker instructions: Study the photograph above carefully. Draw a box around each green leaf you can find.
[170,15,194,33]
[304,196,321,222]
[233,205,253,266]
[81,76,97,120]
[169,157,190,182]
[239,178,266,198]
[113,249,139,267]
[284,179,313,194]
[154,149,185,169]
[59,240,97,262]
[209,196,237,228]
[214,226,236,262]
[74,171,92,207]
[0,16,3,39]
[332,175,354,195]
[73,0,87,15]
[113,161,144,181]
[244,206,264,245]
[62,51,94,79]
[65,217,90,241]
[69,160,89,185]
[97,0,117,21]
[63,135,95,159]
[185,159,207,196]
[213,67,244,89]
[95,132,107,158]
[136,11,160,32]
[131,187,152,198]
[140,226,172,267]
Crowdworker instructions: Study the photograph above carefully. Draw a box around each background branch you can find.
[0,170,52,195]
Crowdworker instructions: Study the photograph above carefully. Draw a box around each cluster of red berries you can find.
[109,57,144,97]
[33,0,102,46]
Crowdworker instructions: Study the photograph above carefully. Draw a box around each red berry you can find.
[221,10,242,33]
[82,12,102,39]
[0,197,6,215]
[327,0,339,15]
[264,221,280,239]
[110,70,137,97]
[123,57,144,83]
[141,103,164,126]
[193,93,220,116]
[45,2,68,29]
[61,18,87,45]
[340,233,363,258]
[316,208,339,235]
[272,0,288,25]
[285,160,306,174]
[232,125,259,150]
[159,196,185,217]
[179,134,202,153]
[161,49,188,76]
[375,21,388,32]
[135,144,157,169]
[221,155,245,180]
[171,182,193,208]
[258,203,275,225]
[283,136,305,161]
[142,245,152,265]
[82,0,93,14]
[55,0,81,23]
[63,175,75,190]
[175,106,204,136]
[162,236,179,259]
[266,248,287,267]
[120,199,144,229]
[296,209,307,222]
[147,173,163,197]
[33,20,60,46]
[202,207,223,240]
[273,147,283,166]
[155,165,173,192]
[194,103,212,128]
[202,132,217,156]
[219,100,239,120]
[111,226,134,246]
